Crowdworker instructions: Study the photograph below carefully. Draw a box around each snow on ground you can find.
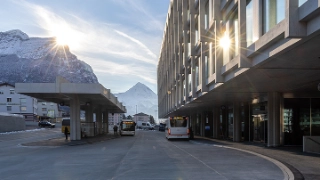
[0,128,45,135]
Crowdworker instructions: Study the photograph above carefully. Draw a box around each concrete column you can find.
[70,95,81,140]
[285,0,306,37]
[103,111,109,134]
[233,102,242,142]
[212,107,220,139]
[96,106,102,135]
[267,92,281,147]
[243,103,250,141]
[84,103,94,137]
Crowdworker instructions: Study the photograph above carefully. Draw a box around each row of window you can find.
[4,98,27,103]
[0,89,15,94]
[6,106,27,111]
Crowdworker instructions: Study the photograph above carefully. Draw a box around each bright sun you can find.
[52,24,82,49]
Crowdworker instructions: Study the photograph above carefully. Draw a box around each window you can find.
[188,74,192,93]
[7,106,12,111]
[205,56,209,79]
[183,79,186,97]
[205,0,209,30]
[209,43,215,75]
[263,0,285,34]
[42,102,46,105]
[299,0,307,6]
[195,58,200,87]
[222,10,239,65]
[0,91,3,94]
[20,106,27,111]
[20,98,26,104]
[42,108,47,111]
[7,98,12,102]
[10,89,14,94]
[246,0,253,46]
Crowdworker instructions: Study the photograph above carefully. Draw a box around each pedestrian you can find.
[64,126,68,140]
[113,125,118,135]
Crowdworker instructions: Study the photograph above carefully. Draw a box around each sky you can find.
[0,0,170,94]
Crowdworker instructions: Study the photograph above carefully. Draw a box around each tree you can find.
[149,115,155,124]
[122,114,126,119]
[127,115,132,120]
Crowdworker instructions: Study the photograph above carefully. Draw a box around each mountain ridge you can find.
[0,29,98,84]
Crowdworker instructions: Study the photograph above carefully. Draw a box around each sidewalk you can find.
[192,136,320,180]
[21,133,121,147]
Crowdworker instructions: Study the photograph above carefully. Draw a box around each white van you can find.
[136,121,154,130]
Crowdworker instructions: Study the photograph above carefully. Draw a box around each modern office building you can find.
[0,83,38,121]
[157,0,320,147]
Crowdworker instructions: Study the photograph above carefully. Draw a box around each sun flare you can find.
[219,32,231,49]
[51,23,83,50]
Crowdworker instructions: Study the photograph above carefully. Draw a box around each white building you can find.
[0,83,37,121]
[37,101,63,122]
[108,113,124,126]
[133,112,150,123]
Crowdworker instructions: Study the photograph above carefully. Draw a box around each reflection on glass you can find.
[246,0,253,46]
[299,0,308,6]
[263,0,285,34]
[311,99,320,136]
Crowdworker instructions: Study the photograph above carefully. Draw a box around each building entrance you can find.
[252,114,267,143]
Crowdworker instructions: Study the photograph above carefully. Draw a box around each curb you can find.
[190,139,295,180]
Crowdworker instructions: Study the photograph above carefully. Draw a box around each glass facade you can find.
[283,98,320,145]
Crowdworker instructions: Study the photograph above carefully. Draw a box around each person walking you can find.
[113,125,118,136]
[64,126,69,140]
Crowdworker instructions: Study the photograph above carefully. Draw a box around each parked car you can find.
[159,123,166,131]
[38,121,55,128]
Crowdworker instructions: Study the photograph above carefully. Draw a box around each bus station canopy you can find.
[15,76,126,113]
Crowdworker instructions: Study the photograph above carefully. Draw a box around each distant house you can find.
[37,100,63,122]
[133,112,150,123]
[108,113,124,126]
[0,83,38,121]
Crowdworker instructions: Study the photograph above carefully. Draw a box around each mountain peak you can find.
[2,29,29,40]
[115,83,158,117]
[127,82,153,93]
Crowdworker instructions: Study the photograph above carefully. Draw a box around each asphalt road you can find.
[0,129,285,180]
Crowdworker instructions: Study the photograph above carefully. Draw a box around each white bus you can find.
[119,120,136,136]
[165,116,189,140]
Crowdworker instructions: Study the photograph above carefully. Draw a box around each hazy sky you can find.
[0,0,170,94]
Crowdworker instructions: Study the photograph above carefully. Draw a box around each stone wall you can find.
[0,114,26,133]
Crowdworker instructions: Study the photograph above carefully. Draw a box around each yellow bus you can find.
[119,120,136,136]
[61,118,70,134]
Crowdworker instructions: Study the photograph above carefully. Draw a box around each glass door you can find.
[252,114,267,143]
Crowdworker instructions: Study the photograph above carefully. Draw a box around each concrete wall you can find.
[303,136,320,154]
[0,114,26,133]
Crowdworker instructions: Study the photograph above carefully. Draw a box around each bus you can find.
[61,117,70,134]
[165,116,189,140]
[119,120,136,136]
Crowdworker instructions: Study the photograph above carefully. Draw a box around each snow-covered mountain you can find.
[115,82,158,120]
[0,30,98,84]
